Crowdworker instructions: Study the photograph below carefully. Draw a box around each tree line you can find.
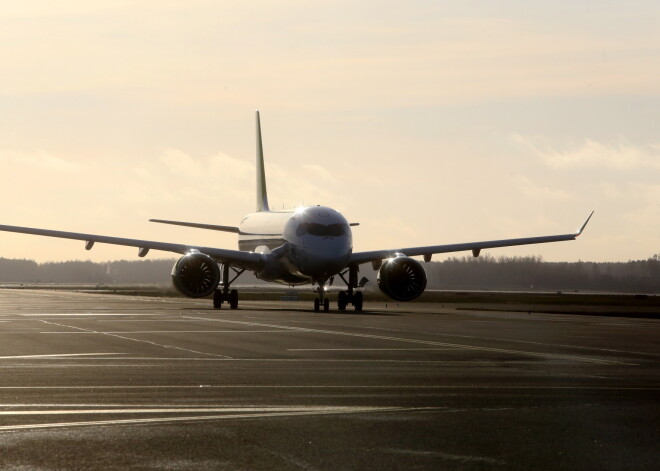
[0,255,657,293]
[421,254,660,293]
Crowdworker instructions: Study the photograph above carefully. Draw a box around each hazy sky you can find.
[0,1,658,263]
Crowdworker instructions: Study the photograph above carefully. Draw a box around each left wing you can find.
[348,211,594,266]
[149,219,240,233]
[0,223,263,270]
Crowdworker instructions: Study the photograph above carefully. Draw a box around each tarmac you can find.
[0,289,658,470]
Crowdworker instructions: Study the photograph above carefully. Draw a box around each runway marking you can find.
[0,359,550,366]
[1,385,656,390]
[0,405,410,432]
[19,313,167,317]
[379,327,660,358]
[40,320,233,359]
[39,330,287,334]
[300,322,660,358]
[0,353,124,360]
[0,406,372,415]
[382,448,502,465]
[288,348,456,351]
[183,315,634,365]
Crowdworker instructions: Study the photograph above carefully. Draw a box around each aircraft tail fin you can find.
[256,110,270,212]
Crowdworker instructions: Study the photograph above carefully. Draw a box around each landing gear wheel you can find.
[323,298,330,312]
[213,290,223,309]
[229,289,239,310]
[337,291,347,311]
[353,291,363,312]
[314,298,320,312]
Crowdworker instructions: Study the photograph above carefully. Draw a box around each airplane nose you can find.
[297,242,351,278]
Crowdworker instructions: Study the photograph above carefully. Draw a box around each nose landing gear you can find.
[313,266,366,313]
[314,282,330,312]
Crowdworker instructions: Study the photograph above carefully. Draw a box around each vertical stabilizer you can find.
[255,110,270,212]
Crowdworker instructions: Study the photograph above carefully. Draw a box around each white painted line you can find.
[0,405,409,432]
[0,385,656,390]
[39,330,287,334]
[341,324,660,358]
[182,315,636,366]
[0,402,336,411]
[0,406,366,416]
[40,320,233,359]
[0,353,124,360]
[19,313,164,317]
[288,348,456,351]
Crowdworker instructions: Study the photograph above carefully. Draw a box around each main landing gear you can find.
[213,263,244,310]
[337,265,364,312]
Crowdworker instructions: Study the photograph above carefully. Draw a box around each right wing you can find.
[348,211,594,266]
[0,223,263,270]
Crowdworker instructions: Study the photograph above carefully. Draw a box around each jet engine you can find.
[377,255,427,301]
[171,252,220,298]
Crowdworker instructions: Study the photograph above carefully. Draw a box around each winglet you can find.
[576,210,594,236]
[256,110,270,212]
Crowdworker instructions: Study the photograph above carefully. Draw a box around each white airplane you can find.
[0,111,593,312]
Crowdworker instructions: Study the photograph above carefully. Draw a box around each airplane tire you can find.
[337,291,347,311]
[229,289,239,309]
[213,290,223,309]
[353,291,363,312]
[313,298,320,312]
[323,298,329,312]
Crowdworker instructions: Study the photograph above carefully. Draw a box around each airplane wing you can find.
[0,223,263,270]
[348,211,594,266]
[149,219,240,233]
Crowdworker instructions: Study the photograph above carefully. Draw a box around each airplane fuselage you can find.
[238,206,352,285]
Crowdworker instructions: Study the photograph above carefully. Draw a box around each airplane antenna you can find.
[256,110,270,212]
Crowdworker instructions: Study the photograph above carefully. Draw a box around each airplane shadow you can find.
[182,306,402,317]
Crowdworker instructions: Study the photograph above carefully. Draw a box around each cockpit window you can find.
[296,223,347,237]
[326,224,346,237]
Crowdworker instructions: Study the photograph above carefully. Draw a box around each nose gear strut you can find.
[313,279,330,312]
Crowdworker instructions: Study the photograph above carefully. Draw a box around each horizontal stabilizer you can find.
[149,219,240,233]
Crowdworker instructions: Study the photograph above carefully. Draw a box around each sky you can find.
[0,1,658,263]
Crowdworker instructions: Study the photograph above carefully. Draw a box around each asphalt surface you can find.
[0,289,658,471]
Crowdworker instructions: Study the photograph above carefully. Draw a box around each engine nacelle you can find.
[171,252,220,298]
[377,255,427,302]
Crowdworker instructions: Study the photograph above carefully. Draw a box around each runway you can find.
[0,289,658,470]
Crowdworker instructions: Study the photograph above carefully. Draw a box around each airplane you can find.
[0,111,593,312]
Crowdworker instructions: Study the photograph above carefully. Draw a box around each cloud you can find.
[0,150,79,172]
[513,174,571,200]
[513,135,660,170]
[301,164,337,183]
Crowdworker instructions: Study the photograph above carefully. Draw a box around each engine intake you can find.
[377,256,427,301]
[171,253,220,298]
